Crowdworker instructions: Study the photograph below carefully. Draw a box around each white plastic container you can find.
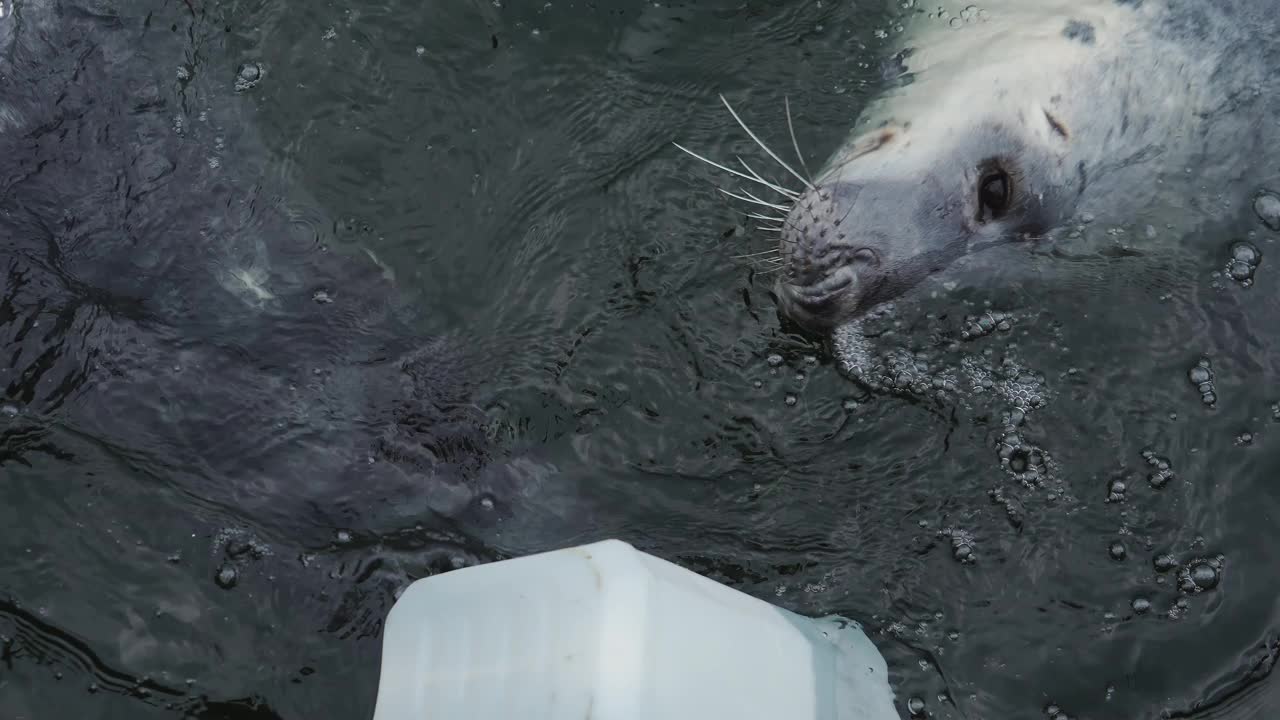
[371,538,897,720]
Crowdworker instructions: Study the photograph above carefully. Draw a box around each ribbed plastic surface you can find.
[372,539,897,720]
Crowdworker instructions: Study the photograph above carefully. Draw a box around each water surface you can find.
[2,1,1279,718]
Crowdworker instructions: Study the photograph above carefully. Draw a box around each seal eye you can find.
[977,168,1012,222]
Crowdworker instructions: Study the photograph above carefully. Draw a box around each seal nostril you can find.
[852,248,880,268]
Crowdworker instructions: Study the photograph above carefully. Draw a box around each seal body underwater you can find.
[0,1,583,705]
[0,0,548,542]
[680,0,1280,334]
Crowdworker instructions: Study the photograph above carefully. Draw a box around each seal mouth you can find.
[781,266,857,311]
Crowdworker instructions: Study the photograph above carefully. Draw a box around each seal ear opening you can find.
[845,127,901,161]
[1042,108,1070,140]
[976,159,1013,223]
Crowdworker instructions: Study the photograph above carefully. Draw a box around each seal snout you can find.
[776,181,887,328]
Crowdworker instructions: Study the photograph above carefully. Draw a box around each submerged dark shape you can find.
[0,1,534,543]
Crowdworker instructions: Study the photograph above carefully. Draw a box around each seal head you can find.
[775,118,1079,332]
[682,0,1238,335]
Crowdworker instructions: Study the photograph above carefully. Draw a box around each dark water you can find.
[2,1,1279,718]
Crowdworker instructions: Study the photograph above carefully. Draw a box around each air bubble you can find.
[1224,241,1261,287]
[234,62,263,92]
[1141,448,1177,488]
[907,697,927,716]
[1233,243,1261,265]
[998,431,1049,485]
[1109,541,1126,561]
[0,404,17,418]
[1009,450,1029,473]
[1131,597,1151,614]
[335,530,352,544]
[1178,557,1223,593]
[215,564,238,589]
[766,354,784,367]
[941,527,977,564]
[1106,475,1128,503]
[1187,358,1217,406]
[983,486,1024,527]
[784,394,798,406]
[1154,554,1178,572]
[961,310,1012,341]
[1166,596,1193,620]
[1191,563,1218,587]
[215,529,271,561]
[1254,191,1280,231]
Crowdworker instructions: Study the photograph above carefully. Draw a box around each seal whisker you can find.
[740,208,801,242]
[784,96,813,183]
[739,188,792,212]
[733,249,783,259]
[673,142,798,199]
[718,187,790,213]
[718,92,816,192]
[757,225,785,232]
[735,156,800,199]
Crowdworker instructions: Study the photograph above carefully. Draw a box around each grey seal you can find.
[679,0,1279,334]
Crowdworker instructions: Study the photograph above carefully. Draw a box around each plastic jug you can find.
[372,538,897,720]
